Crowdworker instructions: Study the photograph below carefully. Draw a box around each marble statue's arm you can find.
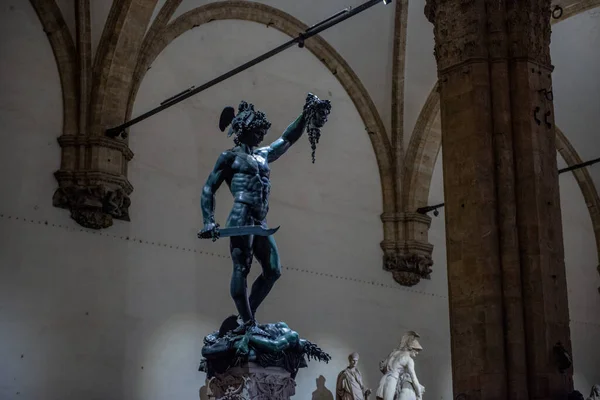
[265,112,307,163]
[406,357,422,399]
[357,370,370,394]
[379,359,387,373]
[201,151,233,225]
[335,371,348,398]
[380,351,395,373]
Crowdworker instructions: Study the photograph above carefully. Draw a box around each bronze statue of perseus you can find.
[198,93,331,333]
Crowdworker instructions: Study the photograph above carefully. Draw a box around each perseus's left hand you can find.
[303,93,331,128]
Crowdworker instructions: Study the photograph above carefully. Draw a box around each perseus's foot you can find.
[232,319,268,336]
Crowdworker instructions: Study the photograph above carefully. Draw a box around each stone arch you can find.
[125,0,395,215]
[29,0,78,135]
[90,0,158,135]
[556,127,600,263]
[560,0,600,20]
[403,82,440,211]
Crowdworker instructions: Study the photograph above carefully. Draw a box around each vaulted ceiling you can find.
[36,0,600,266]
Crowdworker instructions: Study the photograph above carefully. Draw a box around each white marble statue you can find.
[336,352,371,400]
[375,331,424,400]
[588,384,600,400]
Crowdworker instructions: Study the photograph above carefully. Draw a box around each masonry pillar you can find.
[425,1,573,398]
[425,1,508,397]
[506,1,573,397]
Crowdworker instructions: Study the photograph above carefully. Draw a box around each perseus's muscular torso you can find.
[226,148,271,224]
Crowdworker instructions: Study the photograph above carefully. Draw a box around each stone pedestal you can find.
[205,363,296,400]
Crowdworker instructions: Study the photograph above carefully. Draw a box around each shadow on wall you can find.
[312,375,334,400]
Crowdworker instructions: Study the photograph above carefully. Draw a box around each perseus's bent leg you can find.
[249,234,282,316]
[230,235,254,323]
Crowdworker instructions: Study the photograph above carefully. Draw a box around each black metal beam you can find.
[106,0,392,138]
[417,157,600,215]
[558,156,600,174]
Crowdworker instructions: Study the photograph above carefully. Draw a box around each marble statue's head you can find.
[348,352,359,367]
[221,101,272,147]
[399,331,423,357]
[591,385,600,397]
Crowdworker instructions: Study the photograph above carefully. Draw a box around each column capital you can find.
[54,135,133,229]
[426,0,489,72]
[383,251,433,287]
[506,0,553,66]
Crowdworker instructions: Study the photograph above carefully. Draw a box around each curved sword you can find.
[197,225,280,241]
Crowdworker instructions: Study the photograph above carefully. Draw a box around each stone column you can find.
[425,0,573,398]
[425,1,508,397]
[506,1,573,397]
[487,1,530,398]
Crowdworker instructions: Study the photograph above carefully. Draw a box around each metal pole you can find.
[417,157,600,215]
[558,156,600,174]
[106,0,391,138]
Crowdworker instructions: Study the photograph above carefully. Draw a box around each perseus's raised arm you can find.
[265,112,307,163]
[201,152,232,225]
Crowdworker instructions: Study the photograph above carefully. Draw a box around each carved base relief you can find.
[206,363,296,400]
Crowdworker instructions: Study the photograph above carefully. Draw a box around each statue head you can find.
[304,92,331,128]
[348,352,359,368]
[219,101,272,147]
[399,331,423,357]
[591,384,600,398]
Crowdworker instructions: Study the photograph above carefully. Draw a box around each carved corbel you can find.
[380,212,434,287]
[53,135,134,229]
[383,252,433,287]
[37,0,137,230]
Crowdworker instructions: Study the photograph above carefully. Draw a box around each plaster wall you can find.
[0,4,452,400]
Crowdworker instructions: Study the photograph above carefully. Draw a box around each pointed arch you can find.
[556,128,600,264]
[403,82,440,211]
[29,0,78,135]
[125,0,395,214]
